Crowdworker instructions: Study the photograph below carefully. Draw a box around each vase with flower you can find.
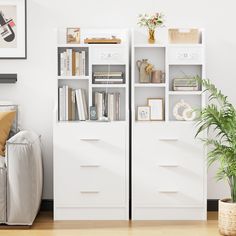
[137,13,164,44]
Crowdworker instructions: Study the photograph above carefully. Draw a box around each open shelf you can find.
[134,47,165,84]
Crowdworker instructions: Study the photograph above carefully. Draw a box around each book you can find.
[75,89,83,120]
[62,86,67,120]
[173,86,199,91]
[59,87,63,120]
[95,92,103,120]
[68,88,72,121]
[82,51,86,76]
[72,50,76,76]
[81,89,88,120]
[79,52,83,76]
[71,90,76,120]
[93,71,123,77]
[116,92,120,120]
[108,93,114,121]
[75,52,80,76]
[94,78,123,84]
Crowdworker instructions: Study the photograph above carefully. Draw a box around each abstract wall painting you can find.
[0,0,26,59]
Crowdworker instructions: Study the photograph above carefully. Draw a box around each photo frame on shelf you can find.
[137,106,150,121]
[148,98,164,121]
[66,27,80,44]
[0,0,27,59]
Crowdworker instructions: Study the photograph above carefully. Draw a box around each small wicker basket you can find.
[168,28,201,44]
[219,199,236,236]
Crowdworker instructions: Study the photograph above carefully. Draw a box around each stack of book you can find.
[173,78,199,91]
[94,91,121,121]
[60,49,86,76]
[93,72,124,84]
[59,86,88,121]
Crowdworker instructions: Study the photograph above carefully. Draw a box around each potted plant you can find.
[137,13,164,44]
[195,78,236,236]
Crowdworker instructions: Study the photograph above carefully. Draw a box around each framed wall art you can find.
[0,0,27,59]
[148,98,164,121]
[67,27,80,44]
[137,106,150,121]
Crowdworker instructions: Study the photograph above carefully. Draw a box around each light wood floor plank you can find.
[0,212,220,236]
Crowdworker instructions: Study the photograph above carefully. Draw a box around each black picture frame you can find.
[0,0,27,59]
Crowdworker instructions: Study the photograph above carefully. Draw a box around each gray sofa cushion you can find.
[6,130,43,225]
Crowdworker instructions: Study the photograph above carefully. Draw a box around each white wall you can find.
[0,0,235,199]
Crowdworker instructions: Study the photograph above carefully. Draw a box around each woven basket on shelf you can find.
[168,28,200,44]
[219,199,236,236]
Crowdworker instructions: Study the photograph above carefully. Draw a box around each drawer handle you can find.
[80,138,100,141]
[159,138,179,141]
[159,164,179,168]
[80,165,100,168]
[159,190,178,194]
[80,191,100,194]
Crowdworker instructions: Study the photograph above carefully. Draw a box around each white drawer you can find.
[133,123,205,207]
[168,46,203,64]
[91,45,127,64]
[54,123,127,207]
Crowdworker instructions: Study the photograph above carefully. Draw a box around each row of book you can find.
[93,71,124,84]
[59,86,88,121]
[94,92,121,121]
[60,49,86,76]
[173,78,199,91]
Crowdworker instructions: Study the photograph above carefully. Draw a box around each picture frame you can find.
[148,98,164,121]
[67,28,80,44]
[0,0,27,59]
[137,106,150,121]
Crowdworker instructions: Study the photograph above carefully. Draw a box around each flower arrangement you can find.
[137,13,164,30]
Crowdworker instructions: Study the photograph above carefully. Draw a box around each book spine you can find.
[78,89,85,120]
[65,85,69,120]
[96,92,103,120]
[82,51,86,76]
[60,53,64,76]
[62,86,66,120]
[117,92,120,121]
[81,89,88,120]
[75,90,82,120]
[59,88,63,121]
[109,93,114,121]
[79,52,83,76]
[72,50,76,76]
[68,88,72,121]
[71,90,76,121]
[75,52,80,76]
[173,87,198,91]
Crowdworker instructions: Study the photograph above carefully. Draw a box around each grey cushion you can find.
[6,130,43,225]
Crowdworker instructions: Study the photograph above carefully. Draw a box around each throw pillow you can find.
[0,111,16,156]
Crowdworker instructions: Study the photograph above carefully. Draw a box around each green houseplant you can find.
[195,78,236,235]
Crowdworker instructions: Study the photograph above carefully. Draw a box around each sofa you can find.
[0,103,43,225]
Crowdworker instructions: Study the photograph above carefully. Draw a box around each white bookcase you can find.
[131,28,207,220]
[53,29,129,220]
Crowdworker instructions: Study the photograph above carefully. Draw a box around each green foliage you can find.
[195,77,236,202]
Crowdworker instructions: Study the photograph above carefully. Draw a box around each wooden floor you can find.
[0,212,220,236]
